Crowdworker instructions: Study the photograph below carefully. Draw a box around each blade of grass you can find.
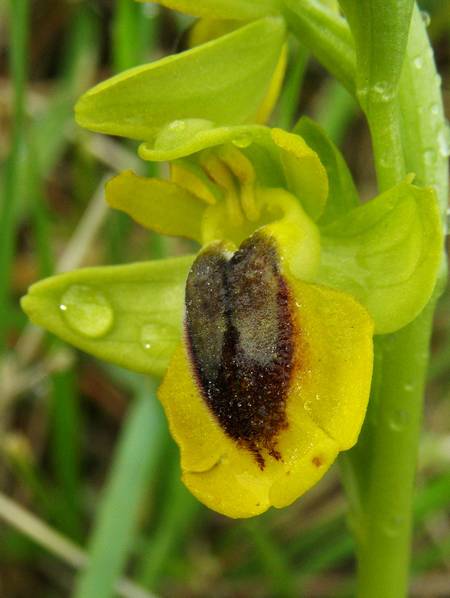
[73,381,165,598]
[315,79,359,145]
[275,40,309,130]
[243,519,297,598]
[296,472,450,582]
[108,0,159,264]
[412,534,450,573]
[136,451,200,589]
[113,0,157,72]
[50,367,82,539]
[0,0,29,351]
[0,6,100,229]
[0,492,156,598]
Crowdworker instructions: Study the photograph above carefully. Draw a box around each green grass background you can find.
[0,1,449,596]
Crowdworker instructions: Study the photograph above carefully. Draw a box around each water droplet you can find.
[142,2,158,17]
[140,323,177,356]
[438,130,450,158]
[424,149,436,166]
[357,86,369,103]
[60,285,113,338]
[232,133,252,148]
[420,10,431,27]
[383,514,405,537]
[154,119,214,151]
[389,409,410,432]
[413,56,423,70]
[430,104,439,116]
[168,120,186,132]
[370,81,394,103]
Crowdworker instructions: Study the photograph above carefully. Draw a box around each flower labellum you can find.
[185,234,294,470]
[159,230,374,518]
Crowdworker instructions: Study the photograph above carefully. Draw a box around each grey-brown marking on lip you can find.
[185,233,295,469]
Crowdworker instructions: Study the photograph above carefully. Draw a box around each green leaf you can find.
[338,0,414,105]
[21,257,194,376]
[74,384,164,598]
[106,170,206,242]
[294,116,359,225]
[135,0,279,20]
[75,17,285,141]
[316,179,442,334]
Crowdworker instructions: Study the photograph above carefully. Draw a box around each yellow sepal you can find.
[105,170,206,242]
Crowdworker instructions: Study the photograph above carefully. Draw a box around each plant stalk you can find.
[342,5,448,598]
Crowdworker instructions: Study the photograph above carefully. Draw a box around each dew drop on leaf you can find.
[232,133,252,148]
[382,514,405,538]
[420,10,431,27]
[388,408,410,432]
[423,149,436,166]
[59,285,113,338]
[141,323,177,355]
[438,130,450,158]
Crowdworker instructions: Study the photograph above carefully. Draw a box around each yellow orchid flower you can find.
[22,117,441,517]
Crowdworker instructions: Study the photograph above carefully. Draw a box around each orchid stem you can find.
[341,5,448,598]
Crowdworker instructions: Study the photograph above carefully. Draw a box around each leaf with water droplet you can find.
[339,0,415,105]
[59,285,114,338]
[21,256,195,376]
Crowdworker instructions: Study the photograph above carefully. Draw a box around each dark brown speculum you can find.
[185,233,295,468]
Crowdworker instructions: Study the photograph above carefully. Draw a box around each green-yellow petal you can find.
[105,170,206,242]
[75,17,285,141]
[271,128,329,221]
[21,257,194,377]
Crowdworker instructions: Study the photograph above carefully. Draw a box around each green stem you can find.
[344,304,435,598]
[282,0,356,93]
[342,5,448,598]
[365,98,406,190]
